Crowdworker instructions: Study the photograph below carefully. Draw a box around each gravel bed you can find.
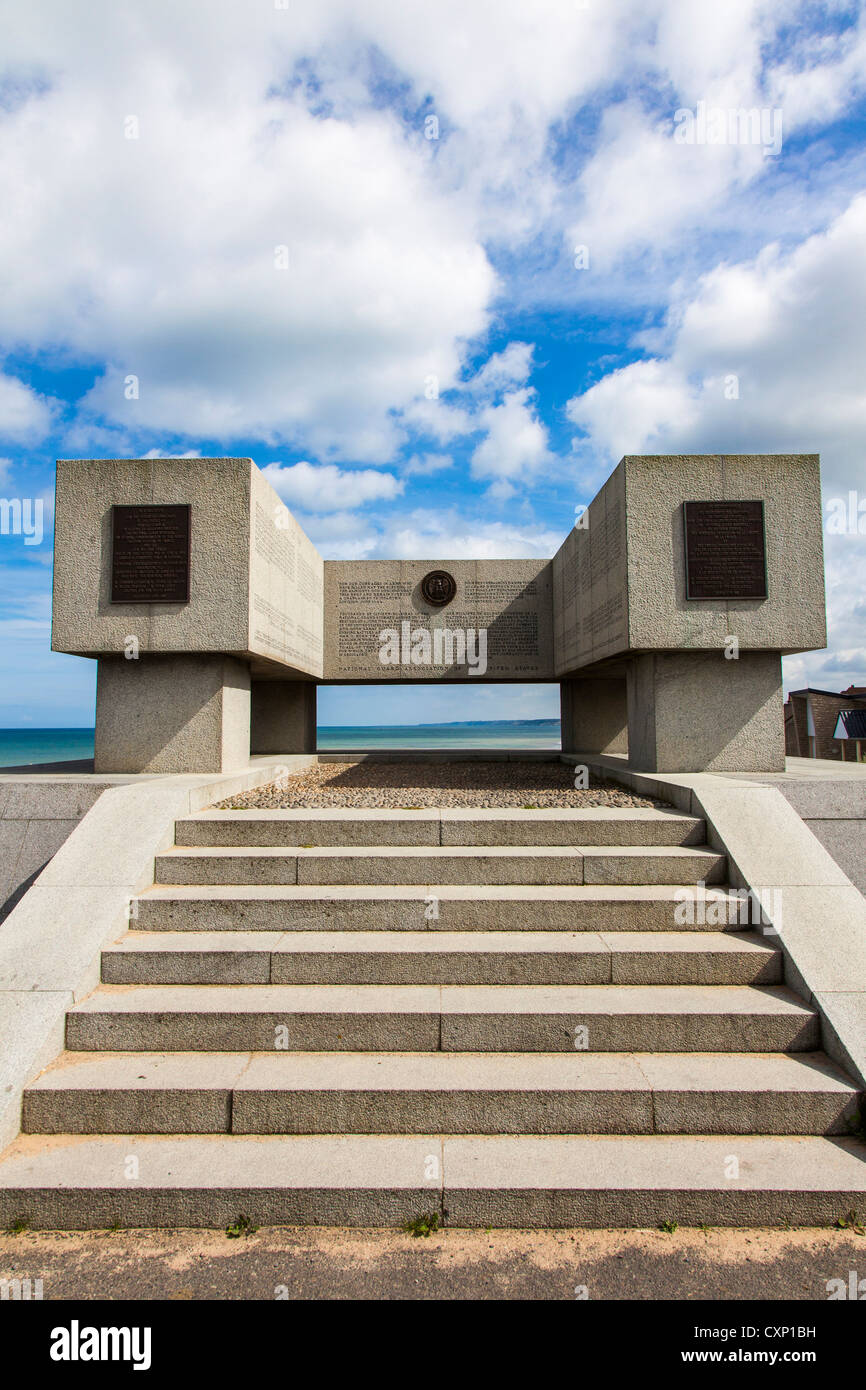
[217,760,668,810]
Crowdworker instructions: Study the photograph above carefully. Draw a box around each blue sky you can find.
[1,0,865,727]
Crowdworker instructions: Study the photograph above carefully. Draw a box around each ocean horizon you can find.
[0,719,561,767]
[317,719,561,750]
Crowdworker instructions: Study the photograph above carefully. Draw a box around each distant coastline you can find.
[0,719,562,767]
[387,719,557,729]
[317,719,561,750]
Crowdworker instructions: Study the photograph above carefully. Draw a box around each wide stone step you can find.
[152,845,727,888]
[65,984,818,1053]
[134,883,751,933]
[175,808,706,849]
[22,1051,859,1136]
[102,930,782,986]
[1,1132,864,1227]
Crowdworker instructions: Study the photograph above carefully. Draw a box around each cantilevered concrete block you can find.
[552,455,826,677]
[52,457,324,679]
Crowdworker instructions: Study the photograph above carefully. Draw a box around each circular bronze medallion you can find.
[420,569,457,607]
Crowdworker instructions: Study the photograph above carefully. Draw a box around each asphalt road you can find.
[1,1225,864,1300]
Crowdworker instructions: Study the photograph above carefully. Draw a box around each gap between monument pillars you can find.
[94,655,251,774]
[626,651,786,773]
[250,680,317,754]
[559,678,628,756]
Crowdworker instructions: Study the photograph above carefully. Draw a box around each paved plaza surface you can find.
[2,1225,864,1300]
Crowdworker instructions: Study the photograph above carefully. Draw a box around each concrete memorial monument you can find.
[51,453,826,774]
[553,454,825,771]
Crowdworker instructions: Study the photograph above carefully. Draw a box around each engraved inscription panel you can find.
[683,500,767,601]
[324,561,554,680]
[248,484,324,677]
[552,464,628,676]
[111,504,191,603]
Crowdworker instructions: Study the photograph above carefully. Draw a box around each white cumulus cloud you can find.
[471,388,552,484]
[261,460,404,511]
[0,373,56,443]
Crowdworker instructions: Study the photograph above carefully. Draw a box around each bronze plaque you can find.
[420,569,457,607]
[683,500,766,600]
[111,504,191,603]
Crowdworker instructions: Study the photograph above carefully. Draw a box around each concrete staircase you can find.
[1,806,864,1228]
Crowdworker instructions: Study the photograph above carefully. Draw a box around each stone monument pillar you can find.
[95,654,251,774]
[625,651,785,773]
[250,680,317,755]
[560,677,628,755]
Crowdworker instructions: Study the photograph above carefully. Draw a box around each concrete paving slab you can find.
[101,928,781,986]
[66,984,443,1052]
[0,1133,862,1228]
[0,991,71,1149]
[581,846,725,885]
[134,883,736,933]
[813,992,866,1088]
[102,933,278,984]
[0,886,129,994]
[232,1052,652,1135]
[438,984,818,1052]
[293,846,588,887]
[0,1133,443,1228]
[636,1051,860,1134]
[441,1134,866,1226]
[23,1052,250,1134]
[690,783,851,889]
[599,930,780,984]
[767,886,866,996]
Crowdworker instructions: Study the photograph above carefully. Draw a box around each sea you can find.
[317,719,561,751]
[0,729,97,768]
[0,720,561,767]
